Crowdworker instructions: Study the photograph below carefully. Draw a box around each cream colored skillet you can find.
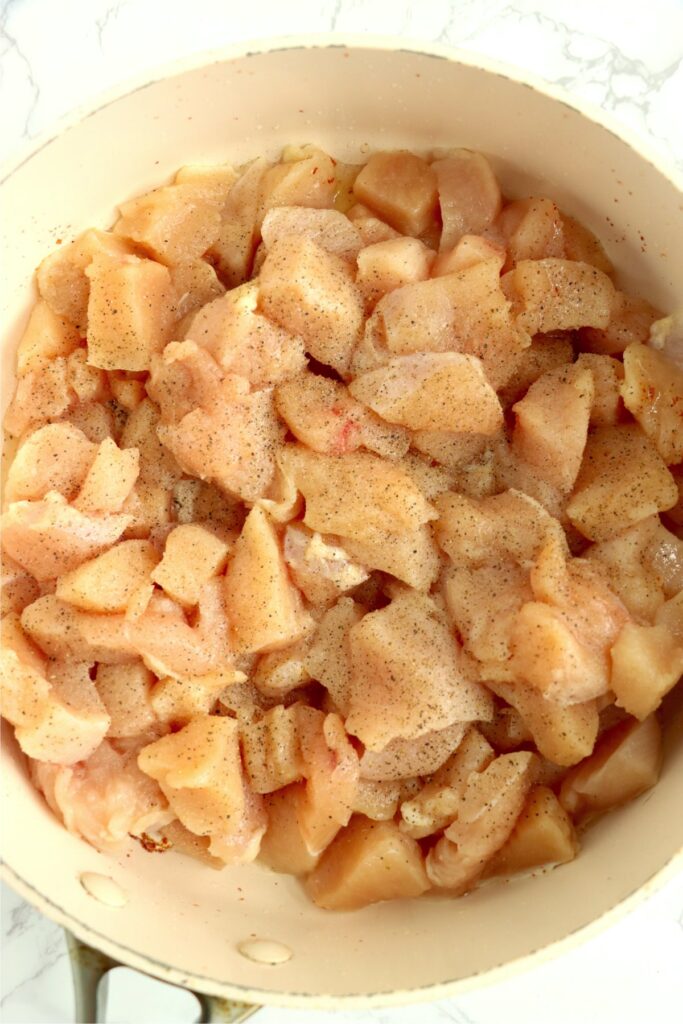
[1,36,683,1024]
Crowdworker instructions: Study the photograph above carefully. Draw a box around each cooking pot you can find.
[1,35,682,1022]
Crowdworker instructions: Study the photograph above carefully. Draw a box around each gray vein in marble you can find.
[0,924,67,1009]
[0,0,39,138]
[95,0,127,52]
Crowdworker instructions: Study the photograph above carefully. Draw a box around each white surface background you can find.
[1,0,683,1022]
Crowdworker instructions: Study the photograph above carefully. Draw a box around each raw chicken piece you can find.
[32,740,172,849]
[431,234,505,277]
[484,678,598,767]
[37,228,135,330]
[284,524,369,607]
[3,358,73,438]
[280,445,436,539]
[399,727,495,839]
[86,254,175,371]
[567,424,677,542]
[359,721,468,782]
[258,784,320,876]
[260,236,364,375]
[240,704,304,794]
[0,556,40,616]
[349,353,503,434]
[561,215,612,274]
[252,636,313,698]
[56,539,159,613]
[261,145,337,213]
[224,506,312,654]
[304,597,366,713]
[182,281,306,388]
[158,374,284,503]
[4,423,97,503]
[131,578,234,679]
[296,707,360,855]
[138,715,266,864]
[497,198,564,267]
[353,151,438,236]
[511,540,629,704]
[435,488,566,570]
[73,437,140,514]
[95,661,157,737]
[503,259,614,335]
[261,206,363,260]
[443,562,533,665]
[346,590,492,751]
[208,157,270,286]
[12,660,110,764]
[356,237,433,306]
[582,291,660,355]
[113,182,222,265]
[21,594,137,664]
[426,751,537,892]
[307,816,429,910]
[15,299,80,376]
[575,352,624,427]
[559,715,662,822]
[275,372,409,459]
[512,364,594,494]
[1,492,131,580]
[621,343,683,465]
[433,150,501,251]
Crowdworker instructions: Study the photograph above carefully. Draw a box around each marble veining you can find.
[1,0,682,1021]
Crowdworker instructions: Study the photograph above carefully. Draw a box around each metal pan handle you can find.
[66,932,259,1023]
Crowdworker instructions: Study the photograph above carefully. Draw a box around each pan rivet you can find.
[79,872,128,908]
[237,938,292,965]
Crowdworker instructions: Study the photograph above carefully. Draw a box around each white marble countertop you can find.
[1,1,682,1022]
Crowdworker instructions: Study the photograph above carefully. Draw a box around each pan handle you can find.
[66,931,260,1023]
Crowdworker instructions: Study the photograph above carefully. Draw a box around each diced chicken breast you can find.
[307,816,429,910]
[224,506,312,654]
[349,352,503,434]
[138,715,266,864]
[296,707,360,855]
[15,299,80,376]
[433,150,501,251]
[261,206,362,260]
[1,492,131,580]
[73,437,139,514]
[86,254,175,371]
[353,151,438,237]
[346,590,492,750]
[280,445,436,539]
[356,237,433,306]
[567,424,677,541]
[13,660,110,765]
[426,751,537,892]
[512,364,594,493]
[621,343,683,465]
[275,372,409,459]
[284,524,369,607]
[3,358,73,438]
[4,423,97,504]
[260,236,364,375]
[497,197,564,266]
[32,740,172,849]
[208,157,270,286]
[503,259,615,335]
[359,721,468,781]
[158,375,284,503]
[582,291,660,355]
[182,281,306,388]
[114,182,222,265]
